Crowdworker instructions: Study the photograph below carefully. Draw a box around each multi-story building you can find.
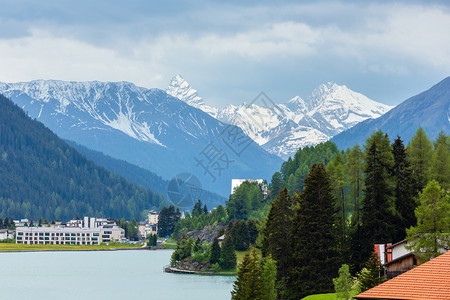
[15,217,124,245]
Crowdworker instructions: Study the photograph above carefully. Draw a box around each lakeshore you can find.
[0,242,145,252]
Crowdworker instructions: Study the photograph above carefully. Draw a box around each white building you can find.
[231,179,268,196]
[0,229,15,240]
[147,211,159,225]
[15,216,125,245]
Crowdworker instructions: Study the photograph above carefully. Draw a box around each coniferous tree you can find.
[357,131,397,271]
[260,255,277,300]
[247,219,259,246]
[406,180,450,262]
[210,237,222,265]
[327,152,349,259]
[288,163,340,299]
[430,132,450,190]
[221,234,236,269]
[408,127,433,195]
[262,188,293,295]
[392,136,416,241]
[233,220,249,251]
[357,251,384,292]
[231,249,263,300]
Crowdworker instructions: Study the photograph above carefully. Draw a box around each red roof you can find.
[354,250,450,300]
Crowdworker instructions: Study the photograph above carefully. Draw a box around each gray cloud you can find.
[0,0,449,106]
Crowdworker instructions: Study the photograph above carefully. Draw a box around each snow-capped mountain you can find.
[166,75,218,117]
[332,76,450,150]
[167,76,393,158]
[0,80,282,197]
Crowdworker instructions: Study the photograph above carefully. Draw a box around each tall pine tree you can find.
[392,136,416,241]
[408,127,433,195]
[357,131,397,271]
[262,187,293,296]
[288,163,340,299]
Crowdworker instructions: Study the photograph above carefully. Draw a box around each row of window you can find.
[17,232,100,237]
[17,236,99,241]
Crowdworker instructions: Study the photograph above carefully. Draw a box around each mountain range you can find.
[331,76,450,149]
[166,75,393,158]
[0,80,282,198]
[0,94,164,220]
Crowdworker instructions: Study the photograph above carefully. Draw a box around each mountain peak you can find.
[165,75,218,117]
[166,74,203,106]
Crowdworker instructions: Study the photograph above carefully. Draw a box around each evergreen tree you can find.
[406,180,450,262]
[193,237,202,253]
[357,131,397,271]
[262,188,293,295]
[221,234,236,269]
[260,255,277,300]
[158,205,180,237]
[210,237,222,264]
[430,132,450,190]
[327,152,349,259]
[392,136,416,241]
[408,127,433,194]
[357,251,383,292]
[288,163,340,299]
[233,220,249,251]
[231,249,263,300]
[247,219,259,246]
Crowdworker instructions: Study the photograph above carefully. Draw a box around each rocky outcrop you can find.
[176,258,212,272]
[185,224,224,243]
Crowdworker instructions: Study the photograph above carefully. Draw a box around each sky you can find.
[0,0,449,107]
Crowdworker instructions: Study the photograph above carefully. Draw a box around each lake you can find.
[0,250,235,299]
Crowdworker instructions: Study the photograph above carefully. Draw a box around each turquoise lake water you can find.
[0,250,235,299]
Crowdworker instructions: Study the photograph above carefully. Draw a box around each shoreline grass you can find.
[0,242,143,252]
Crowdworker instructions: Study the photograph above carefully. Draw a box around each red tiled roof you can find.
[354,250,450,300]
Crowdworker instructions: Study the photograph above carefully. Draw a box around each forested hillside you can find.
[0,94,165,220]
[67,141,227,208]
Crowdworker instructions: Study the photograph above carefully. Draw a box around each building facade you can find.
[15,217,124,245]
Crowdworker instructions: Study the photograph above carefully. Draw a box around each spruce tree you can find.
[262,187,293,294]
[357,251,383,292]
[288,163,340,299]
[233,220,249,251]
[261,255,277,300]
[210,237,222,265]
[392,136,416,241]
[221,234,236,270]
[358,131,396,271]
[231,249,263,300]
[408,127,433,195]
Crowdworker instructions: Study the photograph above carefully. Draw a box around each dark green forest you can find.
[0,94,165,221]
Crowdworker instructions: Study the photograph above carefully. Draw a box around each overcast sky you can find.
[0,0,449,107]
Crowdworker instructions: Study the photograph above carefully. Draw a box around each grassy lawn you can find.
[0,242,143,252]
[301,293,336,300]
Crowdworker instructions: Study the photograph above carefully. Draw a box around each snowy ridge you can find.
[166,75,218,117]
[0,80,167,146]
[167,76,393,159]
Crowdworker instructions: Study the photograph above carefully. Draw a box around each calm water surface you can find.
[0,250,235,299]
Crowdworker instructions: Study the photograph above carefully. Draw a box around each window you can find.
[45,233,50,236]
[71,233,76,236]
[39,233,44,236]
[93,233,99,236]
[104,231,112,234]
[18,232,23,236]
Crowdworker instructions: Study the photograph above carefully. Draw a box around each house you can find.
[0,229,15,240]
[354,250,450,300]
[217,234,225,246]
[384,240,420,279]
